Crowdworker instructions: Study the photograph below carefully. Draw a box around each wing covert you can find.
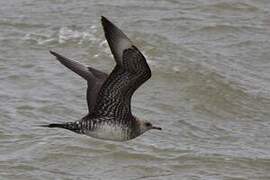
[93,45,151,120]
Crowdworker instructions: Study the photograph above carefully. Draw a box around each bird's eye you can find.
[145,122,151,127]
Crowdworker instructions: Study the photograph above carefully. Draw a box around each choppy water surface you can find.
[1,0,270,179]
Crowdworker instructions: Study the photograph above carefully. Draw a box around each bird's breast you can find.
[85,122,131,141]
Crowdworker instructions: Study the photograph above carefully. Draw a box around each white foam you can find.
[23,25,100,45]
[58,26,98,44]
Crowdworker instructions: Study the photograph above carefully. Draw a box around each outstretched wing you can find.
[92,17,151,121]
[50,51,108,113]
[102,16,133,66]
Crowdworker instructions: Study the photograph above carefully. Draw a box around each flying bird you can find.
[44,17,161,141]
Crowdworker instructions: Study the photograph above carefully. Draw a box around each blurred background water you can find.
[1,0,270,179]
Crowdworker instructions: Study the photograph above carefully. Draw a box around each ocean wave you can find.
[58,26,98,44]
[199,2,259,13]
[23,25,100,46]
[0,19,47,28]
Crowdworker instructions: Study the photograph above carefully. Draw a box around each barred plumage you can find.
[44,17,161,141]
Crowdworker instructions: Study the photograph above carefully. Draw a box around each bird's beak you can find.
[152,126,162,130]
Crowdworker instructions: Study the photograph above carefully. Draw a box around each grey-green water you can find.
[1,0,270,179]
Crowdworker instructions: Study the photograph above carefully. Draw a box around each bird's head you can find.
[138,119,162,134]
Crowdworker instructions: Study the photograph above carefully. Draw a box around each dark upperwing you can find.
[50,51,108,114]
[92,17,151,121]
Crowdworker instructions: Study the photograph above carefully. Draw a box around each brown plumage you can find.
[45,17,161,141]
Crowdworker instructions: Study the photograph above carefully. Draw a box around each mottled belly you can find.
[85,124,130,141]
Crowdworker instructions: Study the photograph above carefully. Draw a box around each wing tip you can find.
[101,16,113,29]
[49,50,66,61]
[100,16,131,41]
[49,50,59,57]
[100,16,133,66]
[101,16,115,34]
[101,16,108,24]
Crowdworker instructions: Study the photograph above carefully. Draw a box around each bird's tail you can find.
[41,122,81,133]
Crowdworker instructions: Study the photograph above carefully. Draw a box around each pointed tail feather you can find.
[40,123,66,128]
[41,122,81,133]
